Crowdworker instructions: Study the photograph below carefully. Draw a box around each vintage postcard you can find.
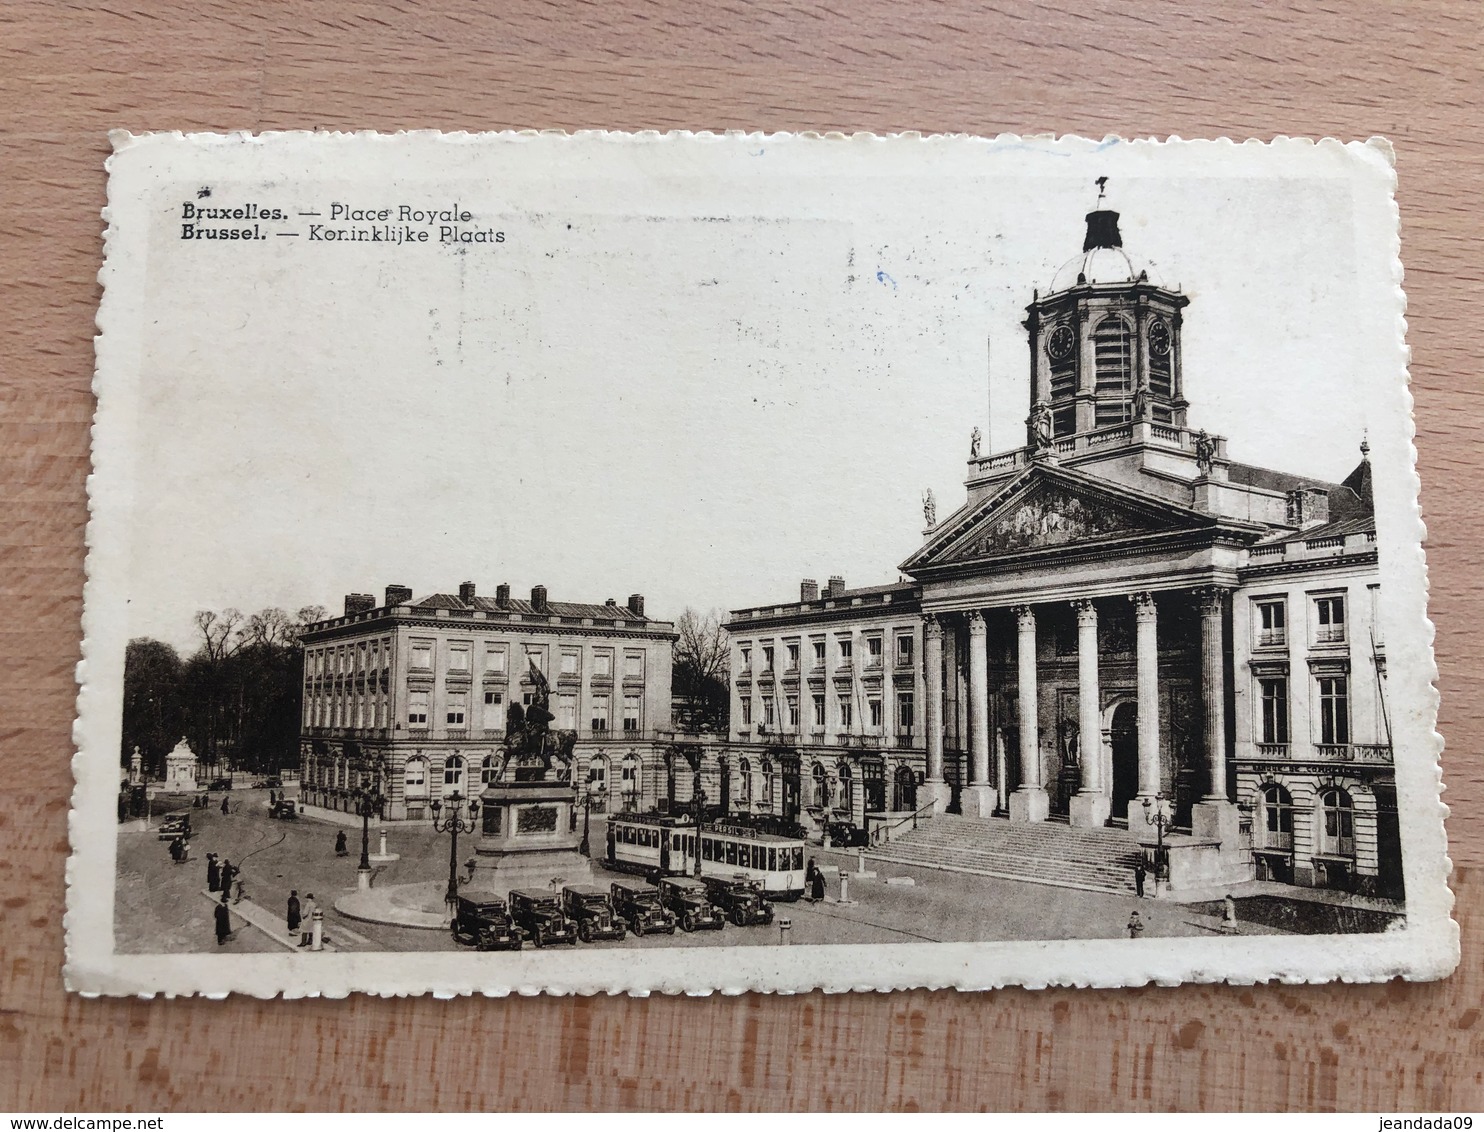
[70,131,1455,997]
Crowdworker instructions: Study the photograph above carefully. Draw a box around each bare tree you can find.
[244,607,294,648]
[673,607,730,733]
[193,608,243,661]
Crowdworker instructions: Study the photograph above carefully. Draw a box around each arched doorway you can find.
[1109,701,1139,821]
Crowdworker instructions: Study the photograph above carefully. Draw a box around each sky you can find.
[110,135,1402,653]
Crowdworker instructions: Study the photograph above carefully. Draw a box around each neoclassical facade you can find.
[298,581,676,820]
[723,578,927,832]
[718,200,1398,896]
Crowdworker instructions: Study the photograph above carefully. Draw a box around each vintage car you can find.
[268,799,299,820]
[560,885,627,943]
[609,880,677,937]
[507,889,578,948]
[702,874,775,927]
[655,875,725,933]
[823,819,870,848]
[156,814,191,841]
[450,895,522,951]
[208,777,233,792]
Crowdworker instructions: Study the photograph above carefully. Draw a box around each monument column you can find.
[963,611,995,816]
[1070,599,1110,828]
[1008,604,1049,823]
[1132,591,1162,806]
[920,615,950,813]
[1191,585,1242,850]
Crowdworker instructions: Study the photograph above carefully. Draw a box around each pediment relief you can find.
[942,479,1191,564]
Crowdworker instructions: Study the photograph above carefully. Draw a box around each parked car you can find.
[208,778,232,792]
[702,874,775,927]
[156,814,191,841]
[656,876,725,932]
[250,776,283,789]
[559,885,627,943]
[609,880,677,937]
[450,895,522,951]
[507,889,578,948]
[824,820,869,848]
[269,799,299,820]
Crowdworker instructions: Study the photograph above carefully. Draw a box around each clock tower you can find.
[1023,198,1190,441]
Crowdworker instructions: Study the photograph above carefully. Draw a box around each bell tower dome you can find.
[1022,184,1191,441]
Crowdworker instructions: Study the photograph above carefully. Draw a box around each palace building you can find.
[720,200,1399,898]
[298,582,676,821]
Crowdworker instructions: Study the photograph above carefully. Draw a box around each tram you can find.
[603,813,807,900]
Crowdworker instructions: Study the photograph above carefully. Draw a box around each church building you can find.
[724,196,1399,898]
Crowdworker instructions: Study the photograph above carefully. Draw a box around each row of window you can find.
[397,752,644,797]
[1255,670,1387,748]
[1258,783,1358,858]
[737,631,915,676]
[1252,590,1376,650]
[405,639,645,680]
[306,639,647,680]
[739,690,915,733]
[406,688,645,732]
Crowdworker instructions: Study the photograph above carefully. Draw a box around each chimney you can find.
[531,585,548,612]
[605,597,617,607]
[1286,487,1332,530]
[627,593,645,617]
[344,593,375,616]
[458,580,477,605]
[1083,209,1123,252]
[826,575,846,599]
[384,584,412,606]
[495,582,511,608]
[800,578,819,602]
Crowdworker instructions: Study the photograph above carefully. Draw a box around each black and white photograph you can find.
[70,131,1454,996]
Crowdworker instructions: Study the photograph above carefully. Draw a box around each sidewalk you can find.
[199,889,339,952]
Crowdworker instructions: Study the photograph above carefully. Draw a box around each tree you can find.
[120,638,184,775]
[672,607,730,734]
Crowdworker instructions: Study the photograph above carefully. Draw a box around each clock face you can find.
[1148,318,1171,357]
[1047,324,1076,362]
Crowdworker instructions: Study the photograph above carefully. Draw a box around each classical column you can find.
[1069,599,1110,828]
[1191,585,1242,852]
[1008,604,1049,822]
[963,611,995,817]
[1132,591,1161,806]
[920,615,950,814]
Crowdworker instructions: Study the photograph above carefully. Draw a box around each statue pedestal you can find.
[466,782,592,898]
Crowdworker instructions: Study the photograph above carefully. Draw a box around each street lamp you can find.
[431,791,480,908]
[579,783,608,857]
[1141,794,1172,897]
[353,757,388,876]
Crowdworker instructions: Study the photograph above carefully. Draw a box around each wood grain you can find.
[2,0,1480,1112]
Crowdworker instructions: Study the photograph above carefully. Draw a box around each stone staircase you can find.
[867,813,1145,895]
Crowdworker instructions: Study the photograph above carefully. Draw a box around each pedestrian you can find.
[287,889,302,939]
[1127,911,1145,939]
[214,894,232,946]
[169,836,184,863]
[807,858,826,903]
[1134,860,1147,898]
[334,830,348,857]
[219,858,235,899]
[299,893,317,947]
[221,795,230,816]
[206,853,220,892]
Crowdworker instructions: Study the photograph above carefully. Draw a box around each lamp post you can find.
[353,756,387,877]
[431,790,480,908]
[579,783,608,857]
[1141,794,1172,897]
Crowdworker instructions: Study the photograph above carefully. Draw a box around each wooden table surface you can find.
[2,1,1480,1112]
